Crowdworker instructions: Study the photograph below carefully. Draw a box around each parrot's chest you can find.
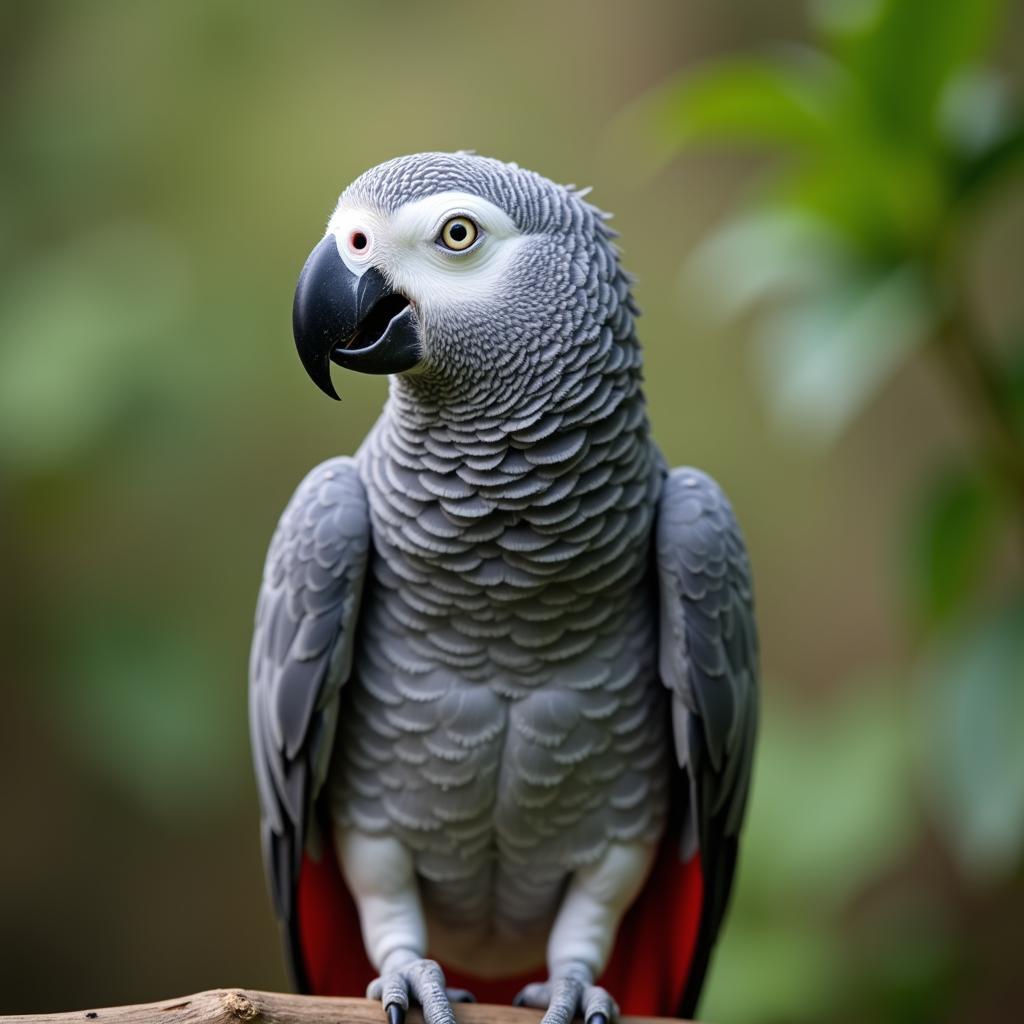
[328,460,669,932]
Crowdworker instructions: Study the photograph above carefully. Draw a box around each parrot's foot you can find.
[513,970,618,1024]
[367,957,475,1024]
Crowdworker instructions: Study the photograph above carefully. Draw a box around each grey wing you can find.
[248,456,371,985]
[655,466,759,1018]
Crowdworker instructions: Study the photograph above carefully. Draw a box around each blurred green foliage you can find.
[648,0,1022,442]
[1,2,1022,1022]
[640,0,1024,1020]
[706,681,918,1020]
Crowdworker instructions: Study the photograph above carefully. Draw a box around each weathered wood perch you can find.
[1,991,687,1024]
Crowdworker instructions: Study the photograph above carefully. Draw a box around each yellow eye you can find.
[439,216,478,251]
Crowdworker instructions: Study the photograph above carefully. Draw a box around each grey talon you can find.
[386,1004,404,1024]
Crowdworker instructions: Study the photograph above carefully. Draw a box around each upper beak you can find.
[292,235,422,399]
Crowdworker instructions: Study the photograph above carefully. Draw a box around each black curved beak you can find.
[292,235,422,400]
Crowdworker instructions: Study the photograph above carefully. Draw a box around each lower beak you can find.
[292,235,422,400]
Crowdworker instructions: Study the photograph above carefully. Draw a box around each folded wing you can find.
[656,467,759,1017]
[249,456,371,986]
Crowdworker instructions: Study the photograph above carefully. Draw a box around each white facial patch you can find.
[327,191,527,318]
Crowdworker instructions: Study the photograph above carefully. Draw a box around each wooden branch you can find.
[1,990,686,1024]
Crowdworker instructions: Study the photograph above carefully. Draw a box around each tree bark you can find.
[1,991,681,1024]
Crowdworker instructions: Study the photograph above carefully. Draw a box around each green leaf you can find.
[905,465,1002,626]
[916,596,1024,878]
[778,139,950,256]
[822,0,1007,143]
[751,264,933,444]
[646,56,838,154]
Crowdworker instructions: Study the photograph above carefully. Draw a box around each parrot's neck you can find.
[387,331,644,437]
[363,327,659,560]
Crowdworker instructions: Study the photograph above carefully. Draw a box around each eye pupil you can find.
[351,232,367,251]
[440,216,478,251]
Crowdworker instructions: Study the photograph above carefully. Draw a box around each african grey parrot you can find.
[249,152,758,1023]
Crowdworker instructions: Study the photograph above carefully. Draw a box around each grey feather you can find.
[655,466,759,1012]
[249,456,370,967]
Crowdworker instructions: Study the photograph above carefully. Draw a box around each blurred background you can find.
[2,1,1022,1021]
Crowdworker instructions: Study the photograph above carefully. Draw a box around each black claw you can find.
[386,1004,405,1024]
[512,994,526,1008]
[587,1014,608,1024]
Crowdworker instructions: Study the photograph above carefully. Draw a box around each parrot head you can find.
[292,151,623,400]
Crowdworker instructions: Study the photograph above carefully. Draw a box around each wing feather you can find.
[656,466,759,1018]
[248,456,370,982]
